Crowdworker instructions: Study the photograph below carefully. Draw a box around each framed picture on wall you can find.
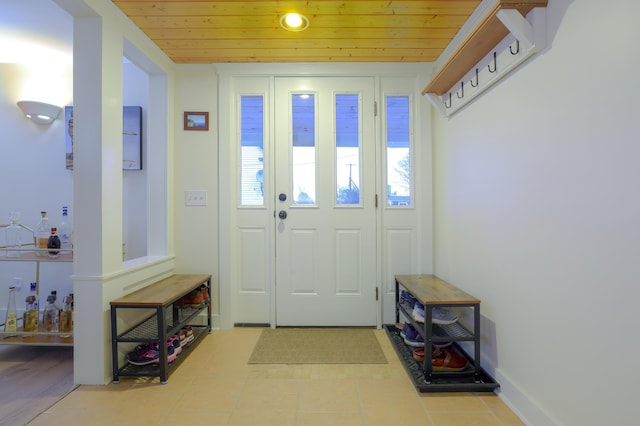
[184,111,209,131]
[64,106,143,170]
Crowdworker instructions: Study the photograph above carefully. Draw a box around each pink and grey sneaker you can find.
[168,335,182,356]
[150,342,177,363]
[127,344,159,366]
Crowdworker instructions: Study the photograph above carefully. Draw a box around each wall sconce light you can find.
[17,100,62,125]
[280,13,309,32]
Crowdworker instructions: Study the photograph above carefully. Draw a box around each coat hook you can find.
[488,51,497,73]
[456,81,464,99]
[444,92,452,109]
[470,68,479,87]
[509,40,520,55]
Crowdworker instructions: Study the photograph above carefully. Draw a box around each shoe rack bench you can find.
[110,274,212,384]
[385,274,499,392]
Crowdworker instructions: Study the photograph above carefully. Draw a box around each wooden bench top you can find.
[110,274,211,307]
[395,274,479,305]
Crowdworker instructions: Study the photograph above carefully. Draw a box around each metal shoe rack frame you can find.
[110,274,212,384]
[385,274,499,392]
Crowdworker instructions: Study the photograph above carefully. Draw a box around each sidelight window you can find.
[385,95,411,207]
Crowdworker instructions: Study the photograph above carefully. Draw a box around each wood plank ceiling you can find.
[112,0,482,63]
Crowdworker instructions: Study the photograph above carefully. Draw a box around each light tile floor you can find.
[30,328,523,426]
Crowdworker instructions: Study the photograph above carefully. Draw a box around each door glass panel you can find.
[292,94,316,205]
[240,95,264,206]
[386,95,411,207]
[335,94,360,205]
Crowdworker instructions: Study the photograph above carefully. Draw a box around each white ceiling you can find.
[0,0,73,64]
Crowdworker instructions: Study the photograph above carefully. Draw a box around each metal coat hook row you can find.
[457,81,464,99]
[444,92,452,109]
[470,68,479,87]
[510,39,520,55]
[488,51,497,73]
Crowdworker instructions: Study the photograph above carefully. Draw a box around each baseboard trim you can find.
[494,368,559,426]
[234,323,270,327]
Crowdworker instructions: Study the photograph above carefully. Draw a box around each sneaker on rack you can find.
[127,344,160,366]
[432,307,458,325]
[177,329,188,348]
[167,344,177,363]
[167,335,182,356]
[200,285,209,302]
[400,322,412,339]
[400,290,416,307]
[181,325,195,345]
[175,289,205,308]
[412,302,425,323]
[402,323,425,348]
[150,341,178,363]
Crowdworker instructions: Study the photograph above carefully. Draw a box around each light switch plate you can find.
[185,190,207,206]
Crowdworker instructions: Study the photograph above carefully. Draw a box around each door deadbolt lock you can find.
[278,210,288,220]
[279,193,287,202]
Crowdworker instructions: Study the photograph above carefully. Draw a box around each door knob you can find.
[278,210,288,220]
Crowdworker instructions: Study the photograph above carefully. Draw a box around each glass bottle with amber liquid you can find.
[24,290,39,333]
[35,211,51,257]
[59,294,73,337]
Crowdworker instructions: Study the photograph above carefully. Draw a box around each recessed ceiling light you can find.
[280,13,309,32]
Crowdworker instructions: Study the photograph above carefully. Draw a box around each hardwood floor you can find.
[0,344,75,426]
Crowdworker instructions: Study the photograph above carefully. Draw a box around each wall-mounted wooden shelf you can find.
[422,0,548,97]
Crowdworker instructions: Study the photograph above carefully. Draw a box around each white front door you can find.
[274,77,378,326]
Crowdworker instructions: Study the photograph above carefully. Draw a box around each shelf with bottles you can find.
[1,224,73,262]
[0,248,73,262]
[1,317,73,346]
[1,289,73,346]
[0,326,73,346]
[1,207,73,261]
[2,210,74,347]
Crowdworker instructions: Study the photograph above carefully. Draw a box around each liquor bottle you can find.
[28,282,39,312]
[47,227,61,258]
[4,286,18,336]
[35,211,51,257]
[59,294,73,337]
[5,211,22,257]
[42,292,59,332]
[24,286,39,333]
[58,206,73,251]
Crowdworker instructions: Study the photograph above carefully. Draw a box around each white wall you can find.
[432,0,640,424]
[173,65,219,324]
[0,60,74,311]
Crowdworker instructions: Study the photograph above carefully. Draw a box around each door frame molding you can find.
[216,63,432,330]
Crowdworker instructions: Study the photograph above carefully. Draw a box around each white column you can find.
[72,12,124,385]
